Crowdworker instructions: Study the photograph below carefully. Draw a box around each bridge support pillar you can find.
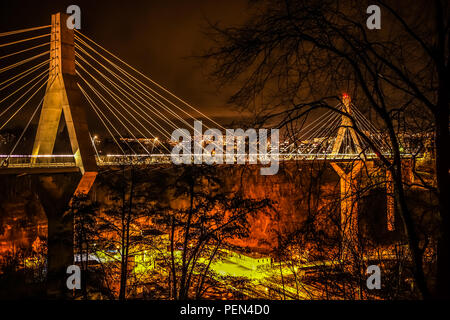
[331,161,363,262]
[386,169,395,231]
[402,159,414,185]
[35,174,80,299]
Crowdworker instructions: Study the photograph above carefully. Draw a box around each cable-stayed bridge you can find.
[0,13,416,228]
[0,14,421,295]
[0,14,224,174]
[0,13,407,176]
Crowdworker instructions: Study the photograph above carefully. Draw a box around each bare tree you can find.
[95,166,152,300]
[203,0,449,298]
[150,165,272,300]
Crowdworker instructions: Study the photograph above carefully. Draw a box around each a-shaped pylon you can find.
[32,13,97,194]
[331,94,363,156]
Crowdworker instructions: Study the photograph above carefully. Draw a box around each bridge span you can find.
[0,12,420,297]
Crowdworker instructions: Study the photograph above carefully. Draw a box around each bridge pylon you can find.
[32,13,97,193]
[330,94,364,261]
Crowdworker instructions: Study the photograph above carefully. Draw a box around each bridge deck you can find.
[0,153,412,173]
[0,167,80,175]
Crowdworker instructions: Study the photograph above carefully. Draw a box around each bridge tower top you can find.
[331,93,363,155]
[49,13,76,76]
[342,93,351,114]
[32,13,97,179]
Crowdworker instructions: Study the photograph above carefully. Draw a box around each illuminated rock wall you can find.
[1,162,405,257]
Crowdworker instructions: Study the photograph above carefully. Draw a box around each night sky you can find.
[0,0,251,121]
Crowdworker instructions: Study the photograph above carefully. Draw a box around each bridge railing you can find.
[0,152,414,169]
[96,155,173,166]
[0,155,76,168]
[95,152,396,166]
[280,153,393,161]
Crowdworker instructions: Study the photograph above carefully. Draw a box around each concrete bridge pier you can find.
[34,173,81,298]
[330,161,363,263]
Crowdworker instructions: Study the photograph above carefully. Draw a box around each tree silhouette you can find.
[150,165,273,299]
[203,0,449,298]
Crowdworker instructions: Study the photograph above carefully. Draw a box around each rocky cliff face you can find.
[1,162,403,256]
[0,175,47,254]
[215,162,341,251]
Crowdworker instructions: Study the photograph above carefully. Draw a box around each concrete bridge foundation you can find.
[33,173,81,298]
